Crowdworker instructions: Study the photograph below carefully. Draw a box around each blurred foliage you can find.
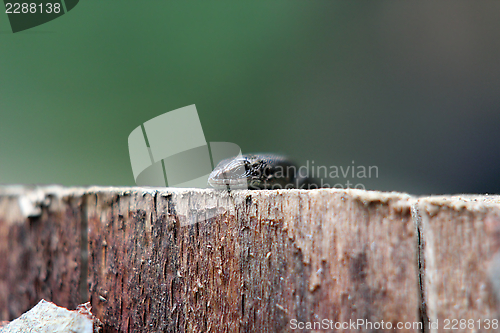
[1,1,500,194]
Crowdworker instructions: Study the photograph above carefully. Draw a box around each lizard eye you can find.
[248,162,264,177]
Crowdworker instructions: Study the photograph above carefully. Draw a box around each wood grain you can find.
[1,187,499,332]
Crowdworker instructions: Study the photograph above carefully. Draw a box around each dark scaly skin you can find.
[208,154,320,190]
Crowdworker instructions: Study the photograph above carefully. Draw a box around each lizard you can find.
[207,154,320,190]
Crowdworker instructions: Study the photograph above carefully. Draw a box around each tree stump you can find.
[0,186,499,332]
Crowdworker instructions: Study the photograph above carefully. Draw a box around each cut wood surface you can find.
[0,186,499,332]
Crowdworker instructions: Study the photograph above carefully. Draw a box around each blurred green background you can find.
[1,1,500,194]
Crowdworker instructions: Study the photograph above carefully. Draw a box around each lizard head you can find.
[208,154,297,190]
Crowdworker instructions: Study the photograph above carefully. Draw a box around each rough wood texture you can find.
[1,186,500,332]
[85,188,418,332]
[0,187,84,321]
[415,196,500,331]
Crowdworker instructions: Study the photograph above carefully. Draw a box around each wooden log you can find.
[1,186,500,332]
